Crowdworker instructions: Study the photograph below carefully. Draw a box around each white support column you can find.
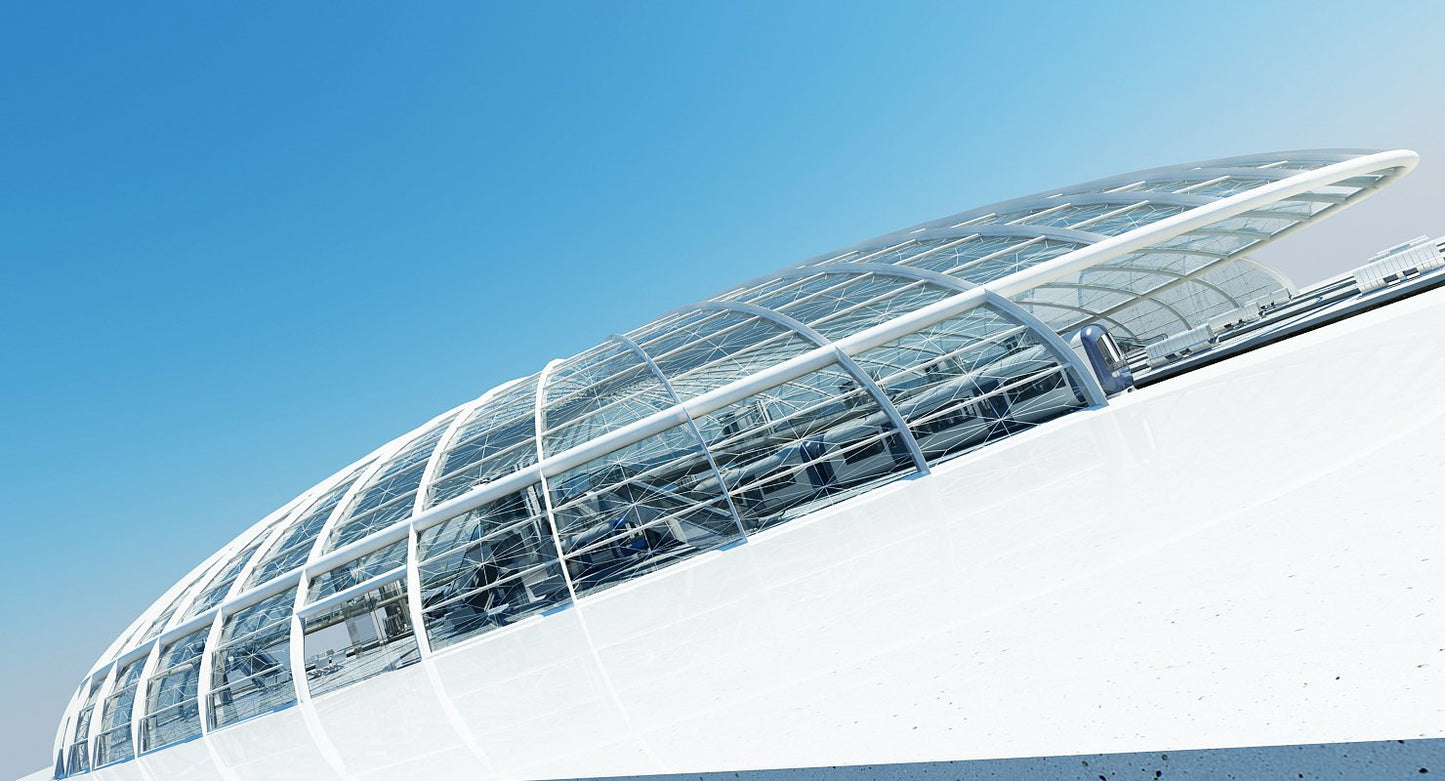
[533,358,583,606]
[127,641,164,761]
[79,662,119,773]
[53,685,82,776]
[407,390,499,658]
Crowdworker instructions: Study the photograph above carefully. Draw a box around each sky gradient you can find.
[3,2,1444,776]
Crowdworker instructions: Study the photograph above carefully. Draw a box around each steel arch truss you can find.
[55,148,1419,779]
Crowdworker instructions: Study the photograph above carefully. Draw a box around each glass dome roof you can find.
[52,148,1416,778]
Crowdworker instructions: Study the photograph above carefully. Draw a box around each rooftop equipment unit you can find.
[1144,324,1215,367]
[1352,236,1445,292]
[1068,325,1134,396]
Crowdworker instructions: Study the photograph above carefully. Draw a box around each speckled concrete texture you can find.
[575,737,1445,780]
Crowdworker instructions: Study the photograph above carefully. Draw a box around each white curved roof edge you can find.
[822,148,1401,254]
[80,149,1417,684]
[989,150,1415,298]
[76,397,483,683]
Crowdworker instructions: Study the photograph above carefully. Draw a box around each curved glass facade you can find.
[52,149,1414,777]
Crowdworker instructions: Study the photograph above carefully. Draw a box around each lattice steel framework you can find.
[53,149,1416,778]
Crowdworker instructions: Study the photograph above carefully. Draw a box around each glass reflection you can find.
[417,485,568,650]
[695,363,917,531]
[93,656,146,765]
[549,423,743,595]
[303,578,420,697]
[141,628,209,752]
[209,588,297,728]
[853,306,1090,464]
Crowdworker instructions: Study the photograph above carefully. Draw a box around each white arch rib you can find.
[72,150,1417,775]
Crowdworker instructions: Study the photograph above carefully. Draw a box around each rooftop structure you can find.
[46,149,1424,780]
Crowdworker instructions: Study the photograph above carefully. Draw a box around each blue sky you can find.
[2,1,1443,775]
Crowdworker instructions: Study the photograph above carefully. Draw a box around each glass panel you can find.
[1077,203,1189,236]
[892,235,1028,276]
[185,529,274,620]
[418,484,568,650]
[540,342,673,458]
[64,676,104,775]
[1253,198,1326,220]
[1021,277,1184,339]
[550,422,743,596]
[1009,201,1123,228]
[728,271,856,309]
[1203,214,1299,237]
[640,311,814,401]
[307,539,408,603]
[694,363,917,532]
[1113,177,1205,194]
[1014,301,1133,343]
[325,414,457,552]
[804,279,956,341]
[1264,159,1331,170]
[107,617,153,672]
[1181,177,1272,198]
[428,375,540,508]
[733,273,950,339]
[246,464,370,589]
[141,627,209,752]
[1102,262,1289,342]
[302,577,420,698]
[837,237,963,268]
[135,558,221,646]
[626,307,735,355]
[209,588,297,728]
[951,212,1000,227]
[948,238,1083,286]
[1152,231,1258,257]
[93,656,146,765]
[852,306,1091,465]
